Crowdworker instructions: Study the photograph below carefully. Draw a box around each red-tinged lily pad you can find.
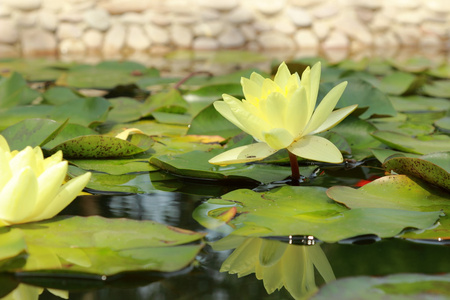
[326,175,449,240]
[194,186,442,243]
[47,134,154,158]
[310,273,450,299]
[383,152,450,191]
[0,216,205,275]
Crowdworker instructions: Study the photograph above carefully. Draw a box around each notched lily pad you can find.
[0,216,205,275]
[48,134,154,158]
[383,152,450,191]
[194,186,442,243]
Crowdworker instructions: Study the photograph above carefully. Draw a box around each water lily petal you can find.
[300,66,311,107]
[9,147,38,176]
[214,97,246,131]
[208,142,277,165]
[261,78,281,99]
[43,150,63,169]
[259,239,287,267]
[302,81,348,136]
[221,238,261,275]
[0,167,38,224]
[260,92,287,128]
[33,146,45,176]
[224,94,269,140]
[241,77,261,104]
[285,86,309,137]
[0,135,10,153]
[263,128,294,150]
[288,135,343,163]
[250,72,265,86]
[33,172,91,221]
[274,62,291,90]
[309,62,321,112]
[27,161,68,220]
[285,73,301,99]
[282,245,309,297]
[309,104,358,135]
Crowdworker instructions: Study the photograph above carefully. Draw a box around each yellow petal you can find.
[241,77,261,104]
[250,72,265,86]
[261,78,280,99]
[309,62,321,112]
[0,150,12,191]
[262,128,294,150]
[33,146,45,176]
[285,73,301,99]
[32,172,91,221]
[288,135,343,163]
[9,147,38,176]
[259,239,287,267]
[273,62,291,89]
[214,99,246,132]
[260,92,287,128]
[220,238,261,275]
[285,86,309,137]
[26,161,68,221]
[0,135,10,153]
[302,81,348,136]
[282,245,309,297]
[0,167,38,224]
[43,150,63,169]
[309,104,358,135]
[208,143,277,165]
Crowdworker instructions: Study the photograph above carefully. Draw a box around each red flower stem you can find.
[288,151,300,183]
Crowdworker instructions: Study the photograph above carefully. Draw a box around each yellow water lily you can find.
[209,62,357,169]
[0,135,91,226]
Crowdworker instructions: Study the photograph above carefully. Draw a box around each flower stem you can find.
[288,151,300,184]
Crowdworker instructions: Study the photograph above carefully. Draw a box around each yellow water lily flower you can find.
[209,62,357,166]
[0,135,91,226]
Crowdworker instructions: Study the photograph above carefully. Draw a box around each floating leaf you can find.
[150,150,293,184]
[194,186,441,242]
[383,152,450,191]
[371,148,421,163]
[42,86,85,105]
[435,116,450,132]
[378,72,420,95]
[310,273,450,299]
[1,216,205,275]
[106,97,145,123]
[0,72,41,109]
[0,229,26,261]
[327,175,449,240]
[422,80,450,98]
[69,157,158,175]
[48,134,154,158]
[371,131,450,154]
[152,112,192,125]
[106,120,188,137]
[184,83,242,102]
[141,89,189,116]
[389,95,450,112]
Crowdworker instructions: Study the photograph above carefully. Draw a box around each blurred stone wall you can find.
[0,0,448,57]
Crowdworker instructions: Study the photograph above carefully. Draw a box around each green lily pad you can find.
[42,123,98,150]
[42,86,85,105]
[64,61,159,89]
[1,118,67,151]
[378,72,420,95]
[371,149,421,163]
[371,121,435,136]
[327,175,449,240]
[422,80,450,98]
[106,120,188,137]
[319,78,396,119]
[106,97,145,123]
[1,216,205,275]
[150,150,293,184]
[194,186,441,242]
[69,156,158,175]
[184,83,243,102]
[427,64,450,78]
[389,95,450,112]
[48,134,154,158]
[0,229,26,261]
[383,152,450,191]
[371,131,450,154]
[152,112,192,125]
[187,103,242,138]
[141,89,189,116]
[68,166,156,194]
[0,72,41,109]
[435,116,450,131]
[310,273,450,299]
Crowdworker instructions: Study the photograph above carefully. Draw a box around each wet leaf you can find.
[0,72,41,109]
[194,186,441,242]
[383,152,450,191]
[310,273,450,299]
[371,131,450,154]
[1,216,205,275]
[48,134,154,158]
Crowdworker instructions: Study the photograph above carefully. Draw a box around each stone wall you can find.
[0,0,448,58]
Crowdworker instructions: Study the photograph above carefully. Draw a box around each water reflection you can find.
[212,235,334,300]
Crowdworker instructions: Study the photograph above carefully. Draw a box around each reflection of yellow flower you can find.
[3,283,68,300]
[213,236,335,299]
[209,62,357,165]
[0,136,91,226]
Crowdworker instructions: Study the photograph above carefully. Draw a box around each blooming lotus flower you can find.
[0,135,91,226]
[209,62,357,166]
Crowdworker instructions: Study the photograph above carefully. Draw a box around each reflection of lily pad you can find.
[310,273,450,299]
[2,216,205,275]
[48,134,154,158]
[327,175,449,240]
[195,186,441,242]
[383,153,450,191]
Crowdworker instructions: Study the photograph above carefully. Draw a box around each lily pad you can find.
[141,89,189,116]
[1,216,205,275]
[0,72,41,109]
[327,175,449,240]
[48,134,154,158]
[106,97,145,123]
[435,116,450,132]
[378,72,420,95]
[371,148,421,163]
[194,186,441,242]
[371,131,450,154]
[422,80,450,98]
[383,152,450,191]
[150,150,293,184]
[69,156,158,175]
[184,83,243,102]
[310,273,450,299]
[389,95,450,112]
